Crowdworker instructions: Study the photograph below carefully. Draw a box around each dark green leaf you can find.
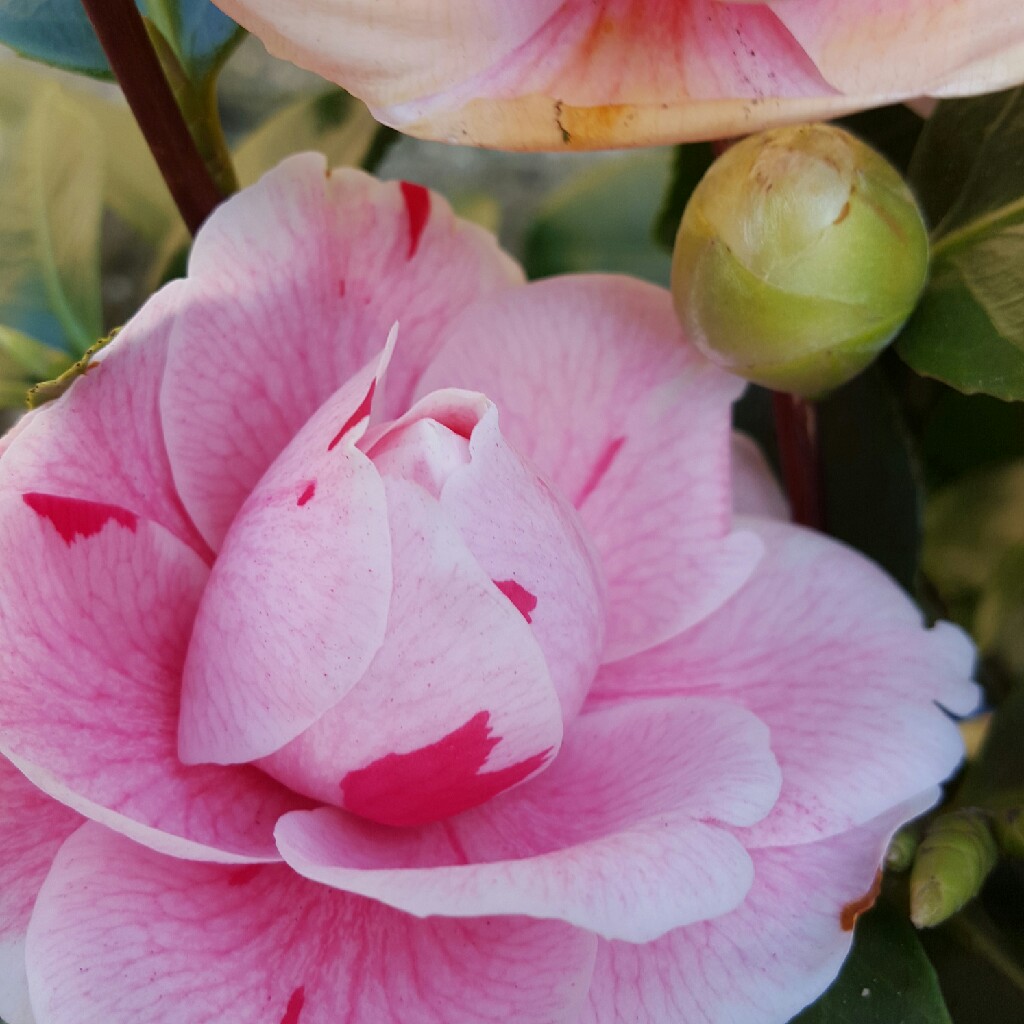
[790,900,952,1024]
[651,142,714,251]
[897,89,1024,400]
[523,150,675,285]
[819,367,923,593]
[0,0,241,81]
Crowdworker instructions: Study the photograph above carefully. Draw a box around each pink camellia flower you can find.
[208,0,1024,149]
[0,156,976,1024]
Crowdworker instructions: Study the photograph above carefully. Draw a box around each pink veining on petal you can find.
[327,379,376,452]
[337,279,347,299]
[340,711,550,827]
[400,181,430,259]
[296,482,316,507]
[280,986,306,1024]
[573,435,626,507]
[22,492,138,545]
[493,579,538,623]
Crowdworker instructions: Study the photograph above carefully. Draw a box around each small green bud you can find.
[885,825,920,873]
[910,809,998,928]
[671,124,929,397]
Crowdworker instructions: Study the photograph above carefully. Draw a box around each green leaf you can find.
[0,81,104,356]
[523,150,676,285]
[234,89,379,188]
[0,0,241,82]
[789,900,952,1024]
[819,366,923,593]
[897,88,1024,400]
[834,105,926,176]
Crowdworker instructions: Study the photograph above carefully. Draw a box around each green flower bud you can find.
[671,124,929,397]
[885,825,920,873]
[910,809,998,929]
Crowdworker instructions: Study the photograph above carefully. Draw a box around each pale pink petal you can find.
[161,154,522,550]
[591,518,978,847]
[0,492,306,861]
[276,697,780,942]
[773,0,1024,97]
[260,476,563,826]
[419,275,759,660]
[0,757,81,1024]
[0,284,207,556]
[178,360,394,766]
[27,823,597,1024]
[731,433,789,521]
[436,400,606,720]
[581,790,938,1024]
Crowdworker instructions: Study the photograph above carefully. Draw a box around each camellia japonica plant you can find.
[1,2,1024,1024]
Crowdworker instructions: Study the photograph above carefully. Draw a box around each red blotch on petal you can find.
[840,869,883,931]
[400,181,430,259]
[337,279,347,298]
[341,711,550,827]
[281,986,305,1024]
[297,482,316,507]
[227,865,262,887]
[327,379,376,452]
[494,579,538,624]
[23,492,138,546]
[574,436,626,507]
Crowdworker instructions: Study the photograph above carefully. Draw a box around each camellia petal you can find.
[275,697,781,942]
[591,517,979,847]
[0,757,81,1024]
[161,154,521,550]
[580,790,938,1024]
[420,275,761,660]
[0,492,306,862]
[26,824,598,1024]
[207,0,1024,148]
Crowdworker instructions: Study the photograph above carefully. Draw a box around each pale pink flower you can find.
[0,157,976,1024]
[208,0,1024,149]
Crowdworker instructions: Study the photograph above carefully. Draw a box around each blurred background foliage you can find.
[2,1,1024,1020]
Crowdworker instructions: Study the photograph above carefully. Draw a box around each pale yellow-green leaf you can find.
[234,90,378,187]
[950,224,1024,353]
[0,81,104,356]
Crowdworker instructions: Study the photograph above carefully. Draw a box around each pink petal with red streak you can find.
[260,476,563,824]
[591,517,978,847]
[275,696,780,941]
[0,492,305,861]
[0,283,207,556]
[418,274,760,660]
[26,824,596,1024]
[178,354,395,766]
[581,789,938,1024]
[161,154,521,550]
[0,756,82,1024]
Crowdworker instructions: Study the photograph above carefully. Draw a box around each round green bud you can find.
[671,124,929,398]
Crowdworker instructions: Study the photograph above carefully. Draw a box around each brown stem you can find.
[772,391,825,530]
[80,0,224,235]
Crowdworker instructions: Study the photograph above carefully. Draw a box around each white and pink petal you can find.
[418,275,759,660]
[0,491,306,862]
[592,518,978,847]
[26,824,597,1024]
[161,154,522,550]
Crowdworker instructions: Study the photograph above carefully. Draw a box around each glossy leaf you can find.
[524,150,675,285]
[0,0,241,82]
[790,900,952,1024]
[898,89,1024,400]
[0,81,103,356]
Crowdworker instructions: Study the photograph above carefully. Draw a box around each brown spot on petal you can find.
[834,200,851,225]
[840,869,883,931]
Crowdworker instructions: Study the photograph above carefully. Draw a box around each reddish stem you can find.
[80,0,223,235]
[772,391,825,530]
